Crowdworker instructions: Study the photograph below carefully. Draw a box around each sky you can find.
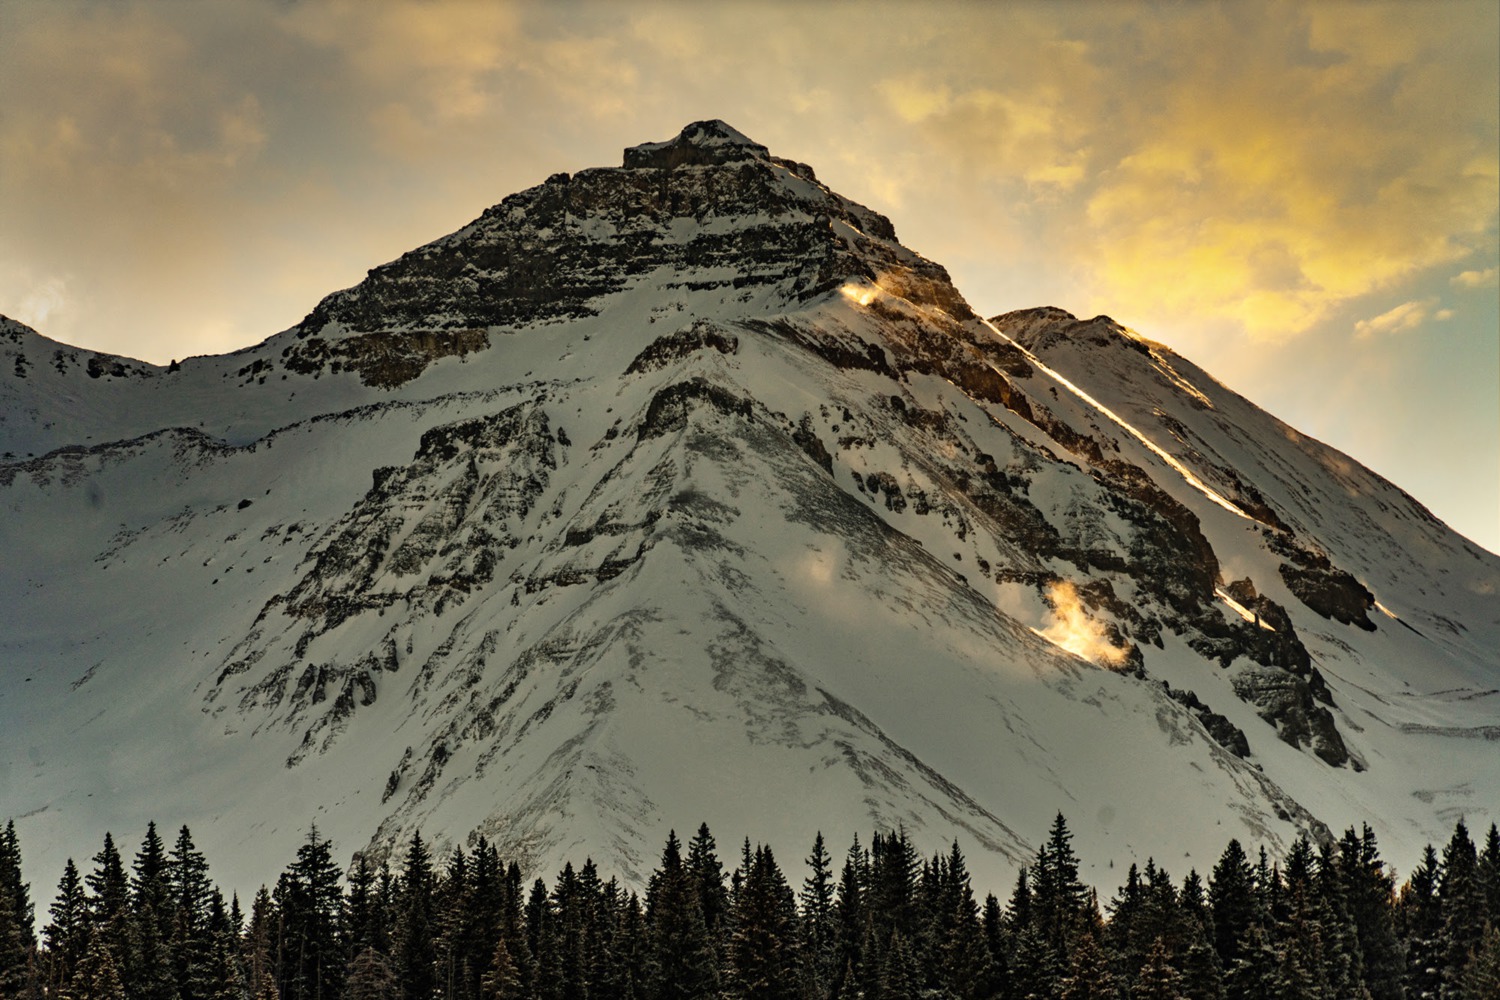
[1,0,1496,553]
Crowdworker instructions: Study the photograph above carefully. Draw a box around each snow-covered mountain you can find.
[3,121,1496,899]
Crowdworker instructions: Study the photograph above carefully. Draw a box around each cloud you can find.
[1354,298,1452,339]
[860,2,1499,343]
[1452,267,1499,288]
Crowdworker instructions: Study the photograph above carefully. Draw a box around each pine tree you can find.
[277,827,345,1000]
[798,832,837,1000]
[168,826,215,1000]
[345,947,401,1000]
[1400,844,1444,999]
[0,821,36,998]
[1437,820,1486,999]
[1461,925,1500,1000]
[84,833,132,982]
[1209,840,1257,971]
[44,859,90,991]
[728,845,800,1000]
[393,833,436,1000]
[1059,930,1119,1000]
[1337,825,1405,1000]
[1133,937,1184,1000]
[645,831,719,1000]
[70,927,128,1000]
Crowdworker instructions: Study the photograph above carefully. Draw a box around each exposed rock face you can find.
[7,121,1495,896]
[1233,667,1351,767]
[275,119,969,388]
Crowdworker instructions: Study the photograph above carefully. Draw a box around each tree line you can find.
[1,813,1497,1000]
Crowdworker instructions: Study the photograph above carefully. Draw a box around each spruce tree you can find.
[393,833,436,1000]
[1461,925,1500,1000]
[84,834,132,981]
[1478,824,1500,928]
[479,937,523,1000]
[242,886,281,1000]
[645,831,719,1000]
[798,832,837,999]
[1209,840,1257,971]
[1337,825,1405,1000]
[70,927,128,1000]
[44,859,90,991]
[1400,844,1444,1000]
[1437,821,1485,999]
[1059,930,1119,1000]
[168,826,215,1000]
[1133,936,1184,1000]
[277,827,345,1000]
[345,947,401,1000]
[0,822,35,998]
[728,845,800,1000]
[935,841,992,1000]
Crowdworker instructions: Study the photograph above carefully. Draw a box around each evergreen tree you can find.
[1461,925,1500,1000]
[84,834,132,979]
[244,887,282,1000]
[686,824,729,964]
[1400,844,1444,999]
[393,833,436,1000]
[1132,937,1184,1000]
[168,826,215,1000]
[1337,825,1405,1000]
[200,890,247,1000]
[1437,821,1485,999]
[1209,840,1257,971]
[797,833,837,1000]
[277,827,345,1000]
[872,927,918,1000]
[829,842,867,1000]
[479,936,523,1000]
[645,831,719,1000]
[727,845,800,1000]
[1478,824,1500,928]
[1059,930,1119,1000]
[345,855,388,960]
[1221,924,1279,1000]
[934,841,992,1000]
[44,859,90,991]
[70,927,127,1000]
[345,947,401,1000]
[525,877,562,1000]
[0,821,36,999]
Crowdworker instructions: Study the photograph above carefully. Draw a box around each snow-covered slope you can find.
[2,121,1495,900]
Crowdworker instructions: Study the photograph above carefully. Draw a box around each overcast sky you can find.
[1,0,1496,552]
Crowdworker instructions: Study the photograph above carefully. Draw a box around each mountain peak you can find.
[623,119,771,169]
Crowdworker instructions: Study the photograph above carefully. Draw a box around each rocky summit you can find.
[2,121,1497,896]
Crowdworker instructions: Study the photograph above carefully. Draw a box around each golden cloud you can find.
[1354,299,1453,340]
[869,1,1499,342]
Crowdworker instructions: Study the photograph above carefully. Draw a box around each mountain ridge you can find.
[2,121,1495,900]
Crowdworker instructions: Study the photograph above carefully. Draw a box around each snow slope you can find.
[2,122,1495,902]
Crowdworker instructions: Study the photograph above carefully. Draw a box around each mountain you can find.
[2,120,1496,899]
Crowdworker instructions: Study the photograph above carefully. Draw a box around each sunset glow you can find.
[1,0,1494,551]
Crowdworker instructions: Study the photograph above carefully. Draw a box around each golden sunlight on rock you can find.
[1036,581,1129,668]
[839,282,878,307]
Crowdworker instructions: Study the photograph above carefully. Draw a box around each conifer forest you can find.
[1,814,1498,1000]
